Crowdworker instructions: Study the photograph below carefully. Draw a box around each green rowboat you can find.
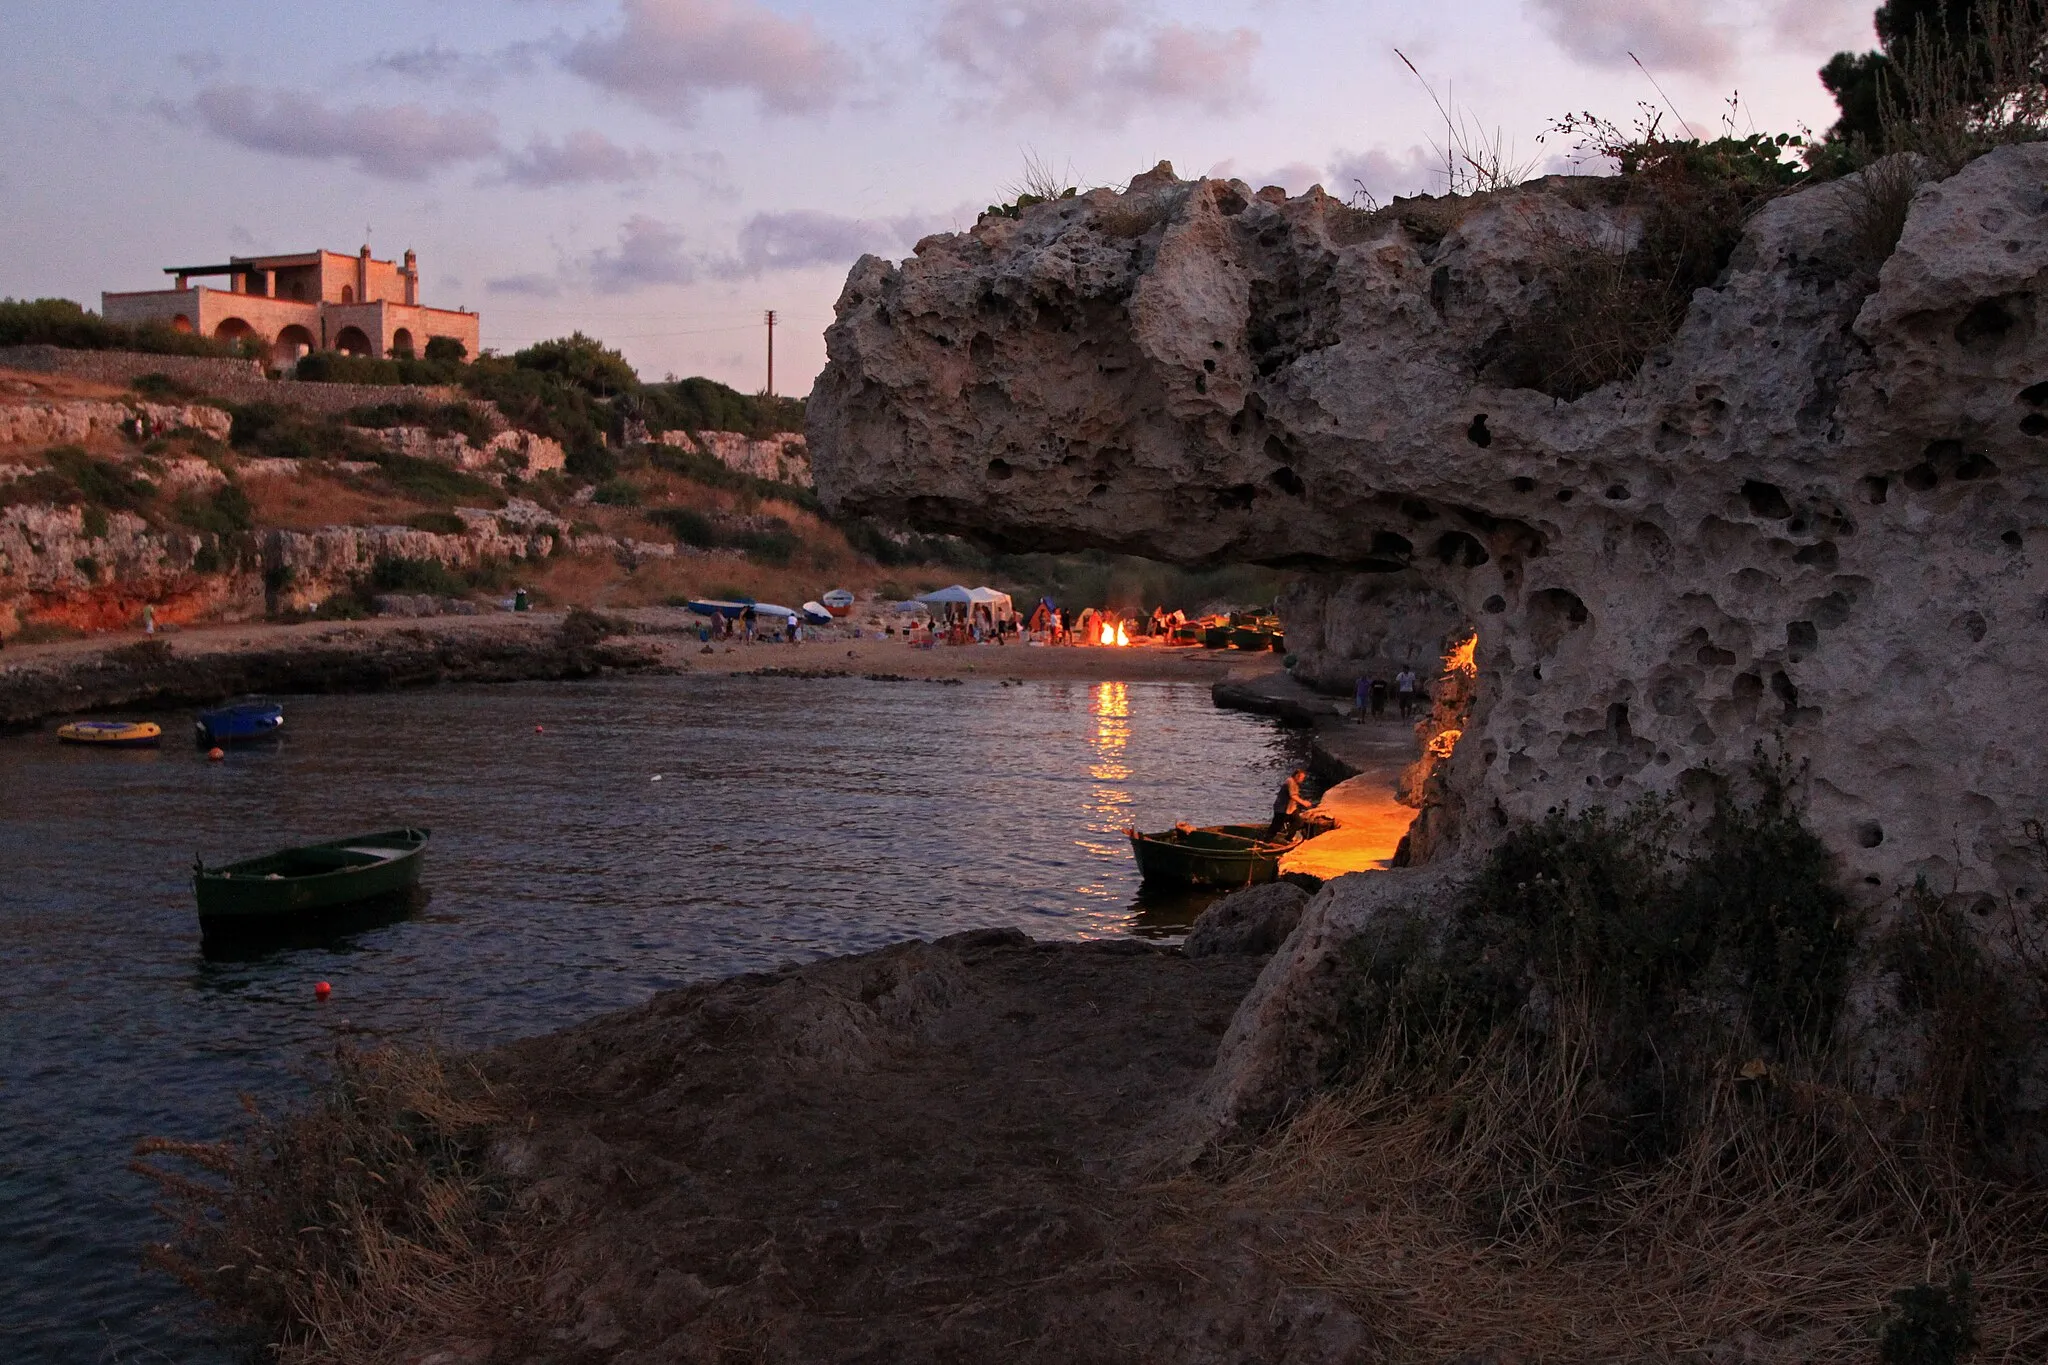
[1127,822,1294,889]
[195,828,429,931]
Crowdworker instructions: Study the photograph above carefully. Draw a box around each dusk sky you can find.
[1,1,1877,395]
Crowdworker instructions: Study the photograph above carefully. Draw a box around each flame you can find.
[1099,623,1115,645]
[1445,632,1478,675]
[1115,622,1129,646]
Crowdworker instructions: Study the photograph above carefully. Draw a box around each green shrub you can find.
[1490,123,1809,400]
[344,401,493,446]
[424,336,466,364]
[591,477,641,507]
[374,455,503,508]
[635,376,804,438]
[649,506,717,547]
[512,332,637,397]
[46,445,154,513]
[0,297,238,356]
[405,510,467,535]
[728,525,797,565]
[174,483,253,537]
[130,372,200,400]
[227,403,383,463]
[368,556,467,596]
[1330,748,1855,1161]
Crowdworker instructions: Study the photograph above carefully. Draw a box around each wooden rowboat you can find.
[1127,822,1295,888]
[195,828,429,933]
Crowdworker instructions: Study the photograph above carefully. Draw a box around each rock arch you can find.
[807,146,2048,907]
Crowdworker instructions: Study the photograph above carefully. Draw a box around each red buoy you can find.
[314,981,332,1000]
[207,747,225,762]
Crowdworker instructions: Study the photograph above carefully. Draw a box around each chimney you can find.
[357,245,370,302]
[403,249,418,306]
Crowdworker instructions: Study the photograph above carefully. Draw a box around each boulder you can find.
[1183,881,1311,957]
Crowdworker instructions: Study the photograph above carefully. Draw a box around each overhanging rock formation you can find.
[810,150,2048,904]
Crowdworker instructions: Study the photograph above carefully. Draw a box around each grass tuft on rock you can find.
[133,1046,545,1362]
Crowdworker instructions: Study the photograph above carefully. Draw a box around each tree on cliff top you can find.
[511,332,638,398]
[1820,0,2047,151]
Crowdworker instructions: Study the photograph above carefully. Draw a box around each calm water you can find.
[0,673,1300,1361]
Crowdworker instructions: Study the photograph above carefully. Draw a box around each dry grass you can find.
[1844,153,1931,274]
[134,1045,552,1365]
[240,469,423,531]
[1880,0,2048,172]
[1171,1002,2048,1363]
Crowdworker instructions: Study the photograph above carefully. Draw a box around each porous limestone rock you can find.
[0,399,231,448]
[1183,881,1312,957]
[376,426,566,475]
[658,429,813,487]
[1280,568,1466,694]
[810,148,2048,910]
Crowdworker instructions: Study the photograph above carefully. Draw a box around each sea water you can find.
[0,673,1303,1361]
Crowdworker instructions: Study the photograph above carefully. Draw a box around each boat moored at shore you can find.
[56,720,162,748]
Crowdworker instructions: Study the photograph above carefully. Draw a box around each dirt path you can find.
[410,932,1369,1364]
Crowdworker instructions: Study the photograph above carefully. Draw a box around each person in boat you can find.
[1269,768,1314,840]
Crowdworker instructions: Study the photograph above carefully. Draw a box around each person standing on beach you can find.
[142,604,155,636]
[1353,675,1369,719]
[1396,665,1419,718]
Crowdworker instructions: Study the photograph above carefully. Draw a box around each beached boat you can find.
[1126,822,1294,888]
[821,588,856,616]
[194,828,429,931]
[56,720,162,748]
[195,700,284,746]
[685,598,752,619]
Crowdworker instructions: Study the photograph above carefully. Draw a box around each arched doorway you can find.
[333,325,372,357]
[213,317,256,344]
[169,314,194,333]
[340,286,355,303]
[389,327,415,359]
[271,324,315,372]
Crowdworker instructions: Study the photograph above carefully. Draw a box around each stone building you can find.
[101,246,480,371]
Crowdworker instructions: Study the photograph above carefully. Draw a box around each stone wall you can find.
[0,345,466,417]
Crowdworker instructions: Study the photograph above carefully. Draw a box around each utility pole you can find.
[764,309,777,397]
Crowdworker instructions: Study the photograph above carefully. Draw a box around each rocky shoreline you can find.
[0,612,661,731]
[0,614,1260,731]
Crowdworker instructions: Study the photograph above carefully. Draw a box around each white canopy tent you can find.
[917,585,1015,620]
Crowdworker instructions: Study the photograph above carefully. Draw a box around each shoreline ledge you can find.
[0,612,1253,731]
[145,927,1377,1363]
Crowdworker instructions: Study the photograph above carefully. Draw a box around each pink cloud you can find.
[183,85,500,180]
[932,0,1260,124]
[565,0,853,121]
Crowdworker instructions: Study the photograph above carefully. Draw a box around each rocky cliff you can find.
[810,149,2048,911]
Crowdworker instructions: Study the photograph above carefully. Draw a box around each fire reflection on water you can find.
[1074,682,1135,905]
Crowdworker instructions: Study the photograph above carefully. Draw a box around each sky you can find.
[0,0,1879,396]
